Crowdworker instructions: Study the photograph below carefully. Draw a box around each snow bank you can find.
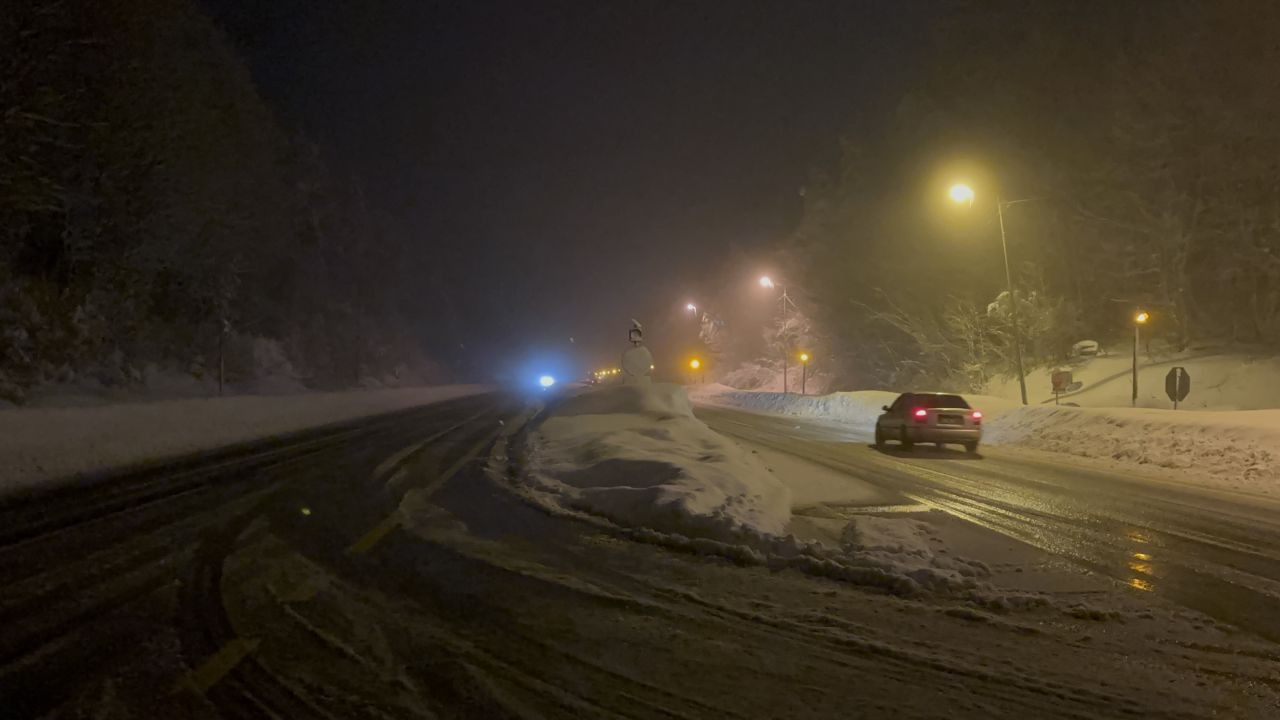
[522,384,999,596]
[0,384,489,497]
[688,384,898,427]
[688,384,1018,427]
[986,405,1280,493]
[528,383,792,538]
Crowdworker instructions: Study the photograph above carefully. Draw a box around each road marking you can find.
[369,408,493,484]
[347,427,503,555]
[173,636,261,695]
[346,512,403,555]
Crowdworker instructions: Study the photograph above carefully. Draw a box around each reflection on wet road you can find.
[696,406,1280,641]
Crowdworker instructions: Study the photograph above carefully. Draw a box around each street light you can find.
[1132,311,1149,407]
[757,274,801,393]
[686,302,697,313]
[799,352,810,395]
[950,182,1032,406]
[949,183,975,206]
[689,358,704,384]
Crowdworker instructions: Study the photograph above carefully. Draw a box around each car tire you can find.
[874,425,885,449]
[963,441,979,454]
[899,427,914,451]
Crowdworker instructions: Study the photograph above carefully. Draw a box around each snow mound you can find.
[688,385,898,427]
[522,384,997,596]
[986,405,1280,492]
[529,383,792,538]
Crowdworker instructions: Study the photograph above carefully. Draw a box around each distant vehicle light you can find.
[539,375,555,388]
[913,408,928,421]
[972,410,982,424]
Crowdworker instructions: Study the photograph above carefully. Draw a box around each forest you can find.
[0,0,446,403]
[703,2,1280,392]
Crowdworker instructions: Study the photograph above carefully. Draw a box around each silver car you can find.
[874,392,982,453]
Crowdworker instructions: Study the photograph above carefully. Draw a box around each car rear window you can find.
[915,394,970,409]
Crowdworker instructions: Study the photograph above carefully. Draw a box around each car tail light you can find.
[972,411,983,424]
[913,408,928,421]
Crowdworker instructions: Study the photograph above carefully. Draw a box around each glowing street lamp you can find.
[689,357,704,384]
[949,181,1033,405]
[949,183,975,206]
[686,302,697,313]
[1132,311,1150,406]
[756,274,801,393]
[799,352,810,395]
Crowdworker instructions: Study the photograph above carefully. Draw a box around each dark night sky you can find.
[203,0,923,375]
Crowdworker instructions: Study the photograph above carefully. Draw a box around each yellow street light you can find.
[949,183,975,206]
[799,352,810,363]
[1132,311,1150,406]
[689,359,701,370]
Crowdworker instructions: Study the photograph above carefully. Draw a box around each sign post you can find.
[1051,370,1073,405]
[1165,367,1190,409]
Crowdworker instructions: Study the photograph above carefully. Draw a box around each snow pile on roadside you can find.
[522,384,997,596]
[986,405,1280,493]
[0,384,489,497]
[688,384,899,427]
[527,383,792,538]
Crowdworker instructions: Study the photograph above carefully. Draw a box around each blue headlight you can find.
[538,375,556,388]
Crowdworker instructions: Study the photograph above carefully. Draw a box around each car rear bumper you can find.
[907,426,982,443]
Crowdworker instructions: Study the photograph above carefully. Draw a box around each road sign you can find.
[1051,371,1073,392]
[1051,370,1073,404]
[1165,366,1190,408]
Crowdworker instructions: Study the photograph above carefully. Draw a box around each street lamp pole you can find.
[1132,311,1149,407]
[996,197,1028,406]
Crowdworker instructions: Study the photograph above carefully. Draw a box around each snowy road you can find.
[696,405,1280,644]
[5,393,1279,717]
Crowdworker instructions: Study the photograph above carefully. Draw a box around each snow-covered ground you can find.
[690,383,1280,495]
[985,351,1280,410]
[0,385,489,498]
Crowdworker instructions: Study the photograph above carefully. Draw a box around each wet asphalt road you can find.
[695,405,1280,642]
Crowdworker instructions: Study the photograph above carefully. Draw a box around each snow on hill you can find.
[984,352,1280,410]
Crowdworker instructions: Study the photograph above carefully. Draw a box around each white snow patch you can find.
[528,383,792,538]
[0,384,490,497]
[985,404,1280,493]
[985,352,1280,410]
